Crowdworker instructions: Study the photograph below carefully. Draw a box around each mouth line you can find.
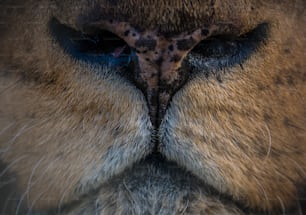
[43,153,254,215]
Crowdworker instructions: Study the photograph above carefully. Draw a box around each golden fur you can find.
[0,0,305,214]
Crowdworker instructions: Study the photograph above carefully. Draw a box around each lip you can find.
[43,153,250,215]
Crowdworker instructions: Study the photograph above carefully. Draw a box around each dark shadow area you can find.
[300,186,306,214]
[0,160,25,215]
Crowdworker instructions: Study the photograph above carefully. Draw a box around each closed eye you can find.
[186,23,269,74]
[50,17,269,77]
[49,18,133,67]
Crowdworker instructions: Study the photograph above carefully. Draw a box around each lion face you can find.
[0,0,305,214]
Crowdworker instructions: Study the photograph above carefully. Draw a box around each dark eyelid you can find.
[49,17,131,66]
[187,23,269,72]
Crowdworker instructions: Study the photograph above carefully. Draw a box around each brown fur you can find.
[0,0,305,214]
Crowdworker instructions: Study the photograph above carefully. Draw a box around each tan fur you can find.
[0,0,305,214]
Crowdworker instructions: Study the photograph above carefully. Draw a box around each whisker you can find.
[287,158,306,178]
[0,78,21,96]
[57,173,77,214]
[26,158,45,204]
[0,154,29,179]
[254,177,269,208]
[0,122,15,137]
[277,196,286,215]
[0,116,57,154]
[122,179,140,213]
[26,156,67,214]
[0,123,32,154]
[26,176,57,215]
[15,157,45,215]
[264,123,272,160]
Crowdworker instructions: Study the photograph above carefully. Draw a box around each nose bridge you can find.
[103,21,203,127]
[133,30,203,86]
[76,14,244,128]
[132,32,200,127]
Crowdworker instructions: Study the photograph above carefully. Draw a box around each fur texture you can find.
[0,0,305,214]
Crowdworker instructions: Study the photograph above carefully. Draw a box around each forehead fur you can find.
[51,0,300,36]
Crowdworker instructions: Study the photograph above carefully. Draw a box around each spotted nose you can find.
[102,22,204,127]
[132,37,200,128]
[126,31,204,127]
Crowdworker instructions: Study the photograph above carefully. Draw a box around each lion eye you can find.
[192,35,239,58]
[74,32,128,55]
[187,23,269,73]
[50,18,132,67]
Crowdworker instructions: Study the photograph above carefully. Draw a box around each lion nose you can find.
[99,22,203,128]
[75,19,205,128]
[130,36,200,128]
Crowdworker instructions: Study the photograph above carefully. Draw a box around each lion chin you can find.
[0,0,305,214]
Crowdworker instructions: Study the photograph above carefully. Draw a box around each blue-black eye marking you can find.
[49,18,134,67]
[50,17,269,77]
[187,23,269,74]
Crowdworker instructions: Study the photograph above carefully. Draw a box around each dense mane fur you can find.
[0,0,305,214]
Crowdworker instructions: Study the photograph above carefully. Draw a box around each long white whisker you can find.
[0,79,21,96]
[277,196,286,215]
[57,173,77,214]
[15,157,45,215]
[0,123,32,154]
[26,156,61,214]
[264,123,272,160]
[0,122,15,136]
[1,115,57,154]
[26,157,45,204]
